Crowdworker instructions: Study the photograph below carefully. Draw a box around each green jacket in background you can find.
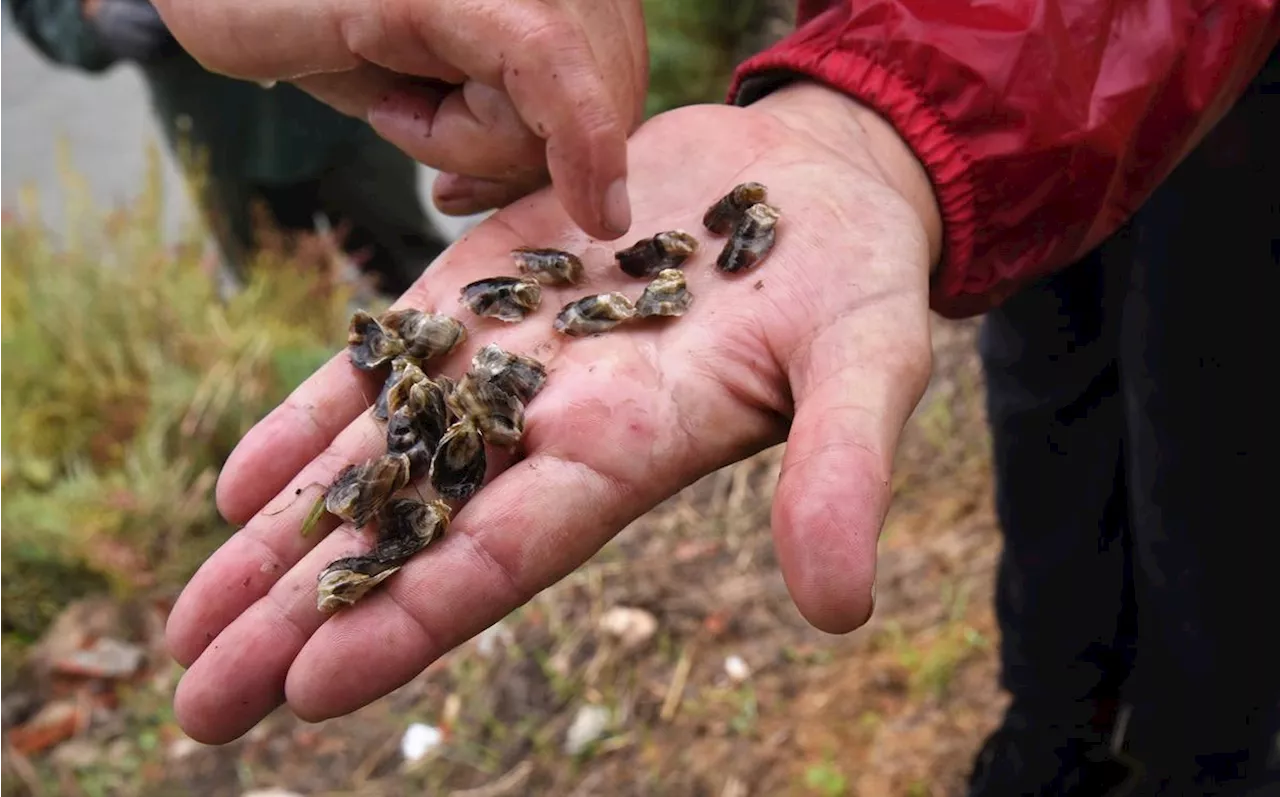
[8,0,373,186]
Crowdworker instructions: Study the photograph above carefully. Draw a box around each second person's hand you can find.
[149,0,648,239]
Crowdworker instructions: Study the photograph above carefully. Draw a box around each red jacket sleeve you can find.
[728,1,1280,318]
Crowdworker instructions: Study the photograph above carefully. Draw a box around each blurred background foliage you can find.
[0,0,797,658]
[642,0,794,117]
[0,147,360,655]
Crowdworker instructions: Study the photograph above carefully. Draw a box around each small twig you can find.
[594,731,636,755]
[660,644,695,722]
[352,729,403,785]
[448,760,535,797]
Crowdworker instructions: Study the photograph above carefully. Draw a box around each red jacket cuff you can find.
[728,4,1278,319]
[728,33,987,318]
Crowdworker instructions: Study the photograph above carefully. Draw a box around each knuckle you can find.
[510,13,573,61]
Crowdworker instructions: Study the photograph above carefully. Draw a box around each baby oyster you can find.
[316,557,401,613]
[702,182,768,235]
[554,292,637,337]
[460,276,543,322]
[512,247,585,286]
[436,375,459,422]
[387,372,453,476]
[636,268,693,318]
[314,498,452,612]
[716,203,780,274]
[323,453,412,528]
[347,310,405,371]
[470,343,547,403]
[615,230,698,278]
[447,373,526,449]
[384,362,430,415]
[375,497,452,562]
[372,356,417,422]
[379,308,467,361]
[430,418,487,500]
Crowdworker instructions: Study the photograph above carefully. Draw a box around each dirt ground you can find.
[2,314,1009,797]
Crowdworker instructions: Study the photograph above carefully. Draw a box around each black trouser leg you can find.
[972,48,1280,796]
[1113,60,1280,794]
[968,243,1140,796]
[980,245,1136,728]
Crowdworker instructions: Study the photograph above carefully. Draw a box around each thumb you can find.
[771,301,932,634]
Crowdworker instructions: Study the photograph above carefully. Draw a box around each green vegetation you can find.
[0,146,357,649]
[643,0,794,117]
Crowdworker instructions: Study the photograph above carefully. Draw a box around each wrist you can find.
[751,80,943,273]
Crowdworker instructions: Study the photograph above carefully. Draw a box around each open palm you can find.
[166,96,937,744]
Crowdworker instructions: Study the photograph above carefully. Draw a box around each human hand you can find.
[164,81,944,744]
[148,0,647,239]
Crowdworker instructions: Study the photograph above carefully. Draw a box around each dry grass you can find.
[1,143,365,649]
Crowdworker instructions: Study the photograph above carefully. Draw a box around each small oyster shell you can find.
[375,497,451,561]
[315,498,453,612]
[447,373,525,449]
[380,308,468,361]
[323,453,412,527]
[436,375,460,422]
[512,247,585,286]
[470,343,547,403]
[385,363,430,418]
[385,371,428,456]
[716,203,780,274]
[459,276,543,322]
[316,557,401,613]
[386,370,453,477]
[372,356,418,422]
[636,268,693,318]
[347,310,405,371]
[386,389,434,476]
[386,402,424,458]
[615,230,698,278]
[702,182,768,235]
[429,418,487,501]
[553,292,637,337]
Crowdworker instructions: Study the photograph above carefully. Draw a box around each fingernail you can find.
[367,91,437,139]
[603,178,631,235]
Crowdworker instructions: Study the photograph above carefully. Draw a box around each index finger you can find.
[153,0,633,241]
[351,0,633,240]
[149,0,357,78]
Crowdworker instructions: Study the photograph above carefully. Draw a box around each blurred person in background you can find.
[7,0,452,296]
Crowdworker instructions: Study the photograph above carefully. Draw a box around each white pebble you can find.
[597,606,658,651]
[724,655,751,684]
[564,704,611,755]
[400,723,444,762]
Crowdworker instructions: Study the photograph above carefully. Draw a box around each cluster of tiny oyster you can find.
[311,321,546,613]
[308,182,780,612]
